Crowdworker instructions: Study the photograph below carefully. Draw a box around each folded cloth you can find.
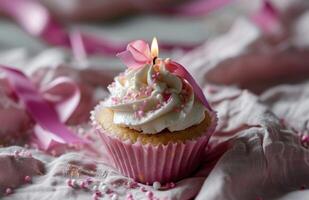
[1,3,309,199]
[1,80,308,200]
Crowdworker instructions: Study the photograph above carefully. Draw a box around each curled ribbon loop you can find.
[0,66,85,150]
[117,40,212,111]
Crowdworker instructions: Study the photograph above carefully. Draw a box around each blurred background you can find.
[0,0,257,67]
[0,0,308,93]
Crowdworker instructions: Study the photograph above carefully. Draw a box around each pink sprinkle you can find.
[71,179,77,187]
[138,110,144,117]
[128,181,138,189]
[92,193,99,200]
[140,187,147,192]
[208,86,218,94]
[67,179,77,188]
[301,135,309,142]
[301,135,309,148]
[86,177,93,184]
[5,188,13,195]
[146,191,153,198]
[169,182,176,188]
[66,179,72,187]
[14,150,20,157]
[95,191,102,197]
[156,103,162,109]
[145,90,152,96]
[25,152,32,157]
[80,181,87,189]
[111,97,120,104]
[24,175,32,183]
[126,193,133,200]
[163,93,171,102]
[133,93,139,99]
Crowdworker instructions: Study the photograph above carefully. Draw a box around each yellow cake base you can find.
[96,108,213,145]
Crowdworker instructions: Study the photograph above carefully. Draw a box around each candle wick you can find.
[153,57,157,65]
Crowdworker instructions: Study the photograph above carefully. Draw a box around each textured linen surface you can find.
[0,45,308,200]
[0,5,309,200]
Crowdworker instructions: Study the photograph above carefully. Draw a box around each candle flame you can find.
[151,37,159,58]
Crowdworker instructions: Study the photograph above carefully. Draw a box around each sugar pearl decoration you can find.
[24,175,32,183]
[153,181,161,190]
[5,188,13,195]
[100,184,108,192]
[126,193,133,200]
[156,94,163,101]
[146,191,153,198]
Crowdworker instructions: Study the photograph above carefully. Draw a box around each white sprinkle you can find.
[100,184,108,192]
[153,181,161,190]
[156,94,163,101]
[111,194,118,200]
[92,185,98,191]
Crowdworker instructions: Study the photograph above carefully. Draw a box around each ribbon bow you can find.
[0,66,86,150]
[116,40,153,69]
[116,40,212,111]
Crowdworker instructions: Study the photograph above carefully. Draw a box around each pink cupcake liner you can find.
[91,103,217,184]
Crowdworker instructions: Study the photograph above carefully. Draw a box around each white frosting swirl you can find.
[103,61,206,134]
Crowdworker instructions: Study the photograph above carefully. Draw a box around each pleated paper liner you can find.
[91,104,217,184]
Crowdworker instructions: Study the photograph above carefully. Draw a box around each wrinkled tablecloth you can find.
[0,3,309,200]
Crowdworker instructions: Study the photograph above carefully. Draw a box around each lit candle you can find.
[116,37,212,111]
[151,37,159,64]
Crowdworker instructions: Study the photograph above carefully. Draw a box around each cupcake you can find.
[91,39,217,183]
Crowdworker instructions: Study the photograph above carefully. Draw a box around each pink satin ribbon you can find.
[0,0,278,57]
[0,66,85,150]
[0,0,201,55]
[117,40,212,111]
[166,60,212,111]
[251,0,281,34]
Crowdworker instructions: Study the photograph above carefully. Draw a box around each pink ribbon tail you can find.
[41,77,81,122]
[251,0,281,34]
[0,66,86,150]
[0,0,200,55]
[166,60,212,111]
